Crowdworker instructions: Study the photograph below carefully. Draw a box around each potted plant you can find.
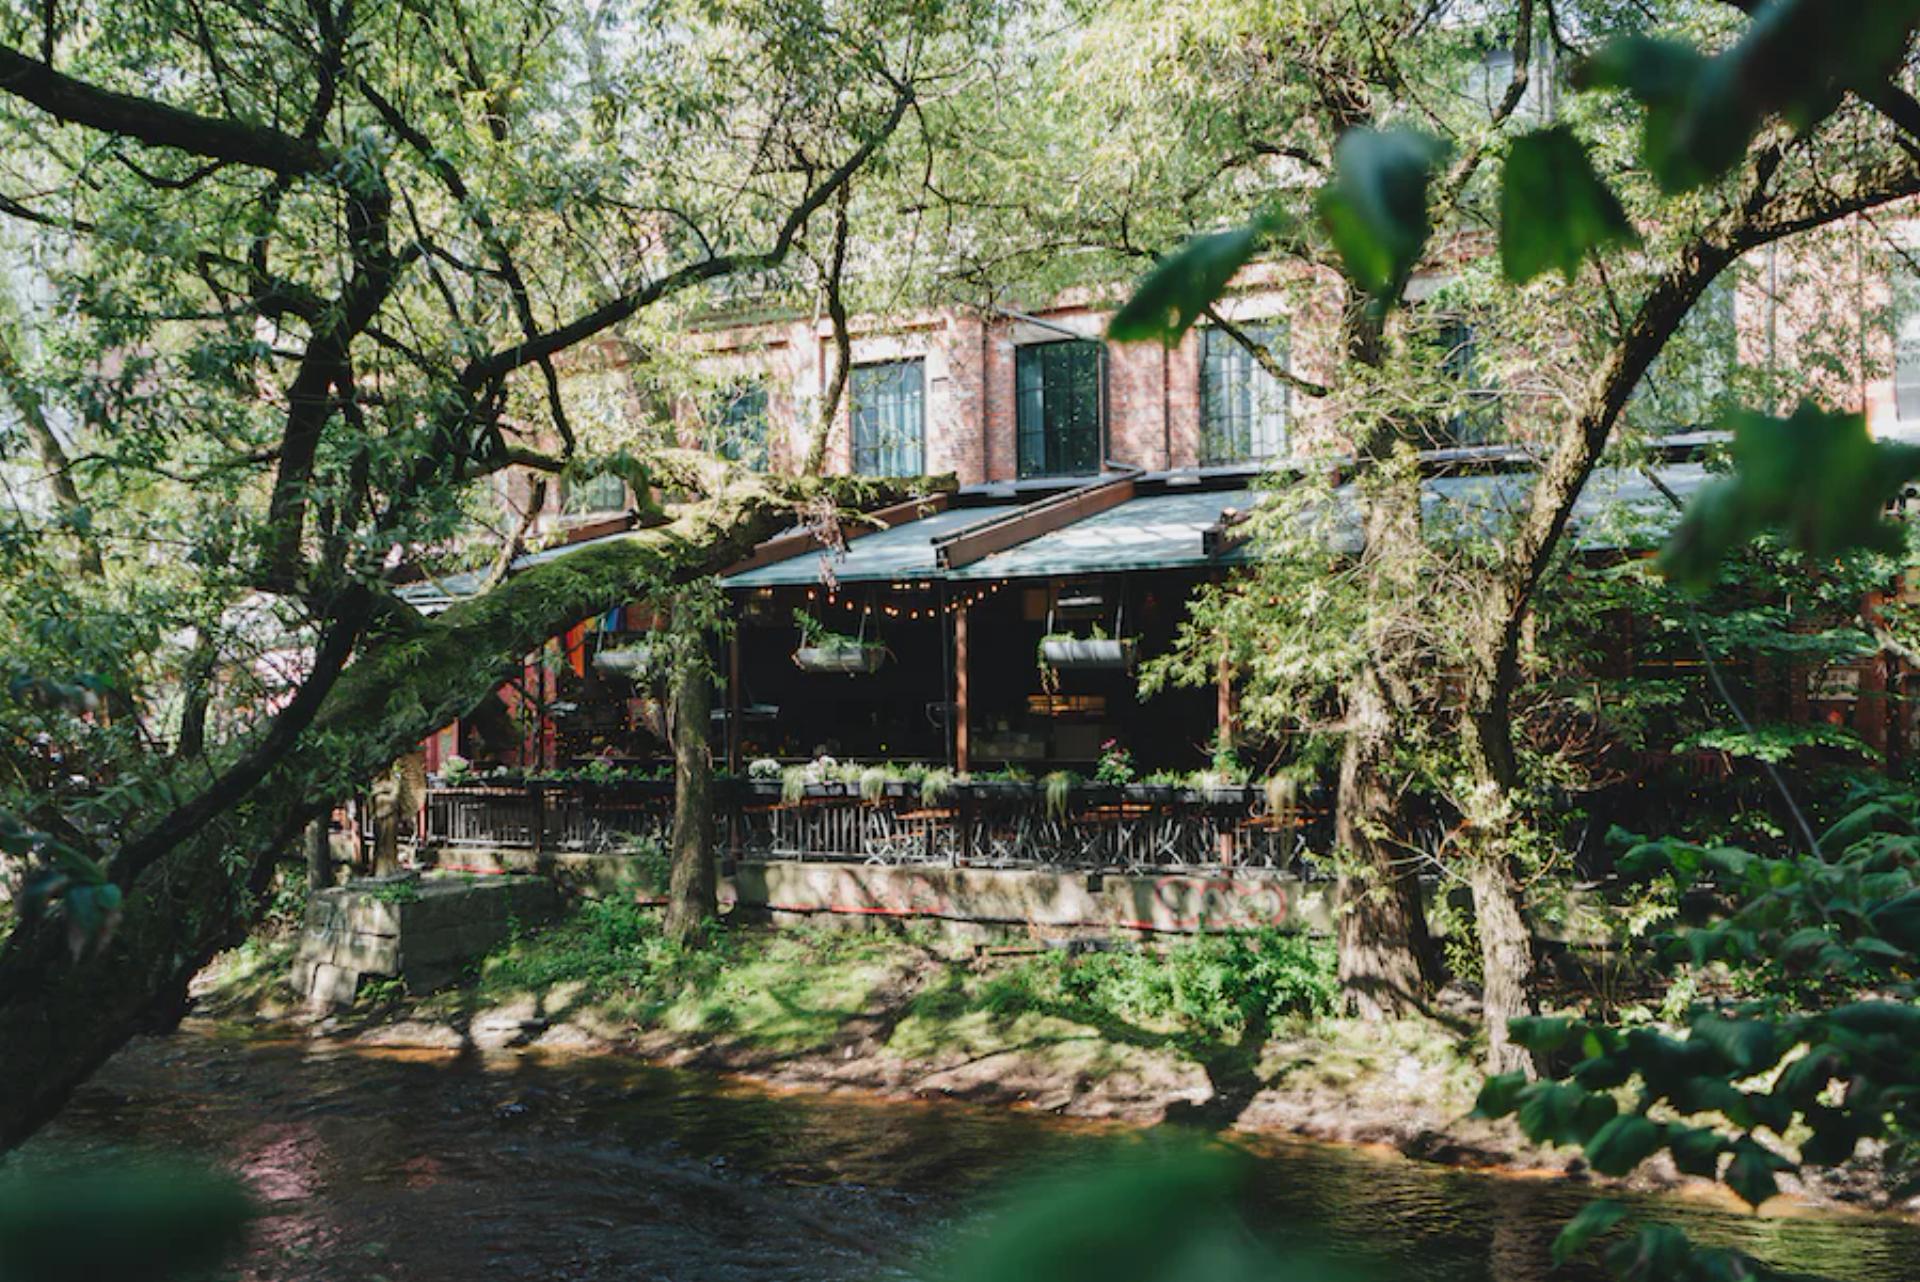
[741,757,787,800]
[792,610,886,675]
[969,766,1032,803]
[1125,770,1180,804]
[1037,624,1135,672]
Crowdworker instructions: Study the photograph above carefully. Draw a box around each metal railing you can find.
[422,780,1325,875]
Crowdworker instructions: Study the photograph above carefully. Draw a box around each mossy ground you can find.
[197,897,1508,1157]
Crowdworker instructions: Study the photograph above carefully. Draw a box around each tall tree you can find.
[1102,0,1920,1064]
[0,0,985,1146]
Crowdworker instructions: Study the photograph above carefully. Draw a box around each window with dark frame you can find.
[1433,317,1503,446]
[1200,322,1290,465]
[1015,339,1103,479]
[562,470,627,515]
[1632,275,1738,430]
[851,359,925,476]
[711,382,769,469]
[1896,272,1920,422]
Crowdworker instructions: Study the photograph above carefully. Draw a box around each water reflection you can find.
[21,1022,1920,1282]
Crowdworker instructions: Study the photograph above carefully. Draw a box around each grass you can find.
[465,900,939,1051]
[463,903,1344,1098]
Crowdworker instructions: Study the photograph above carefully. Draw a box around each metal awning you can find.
[397,460,1711,615]
[720,503,1020,588]
[946,488,1256,582]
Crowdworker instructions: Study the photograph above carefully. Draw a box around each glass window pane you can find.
[564,470,626,514]
[1014,341,1103,478]
[852,359,925,476]
[1200,323,1289,464]
[713,383,769,469]
[1896,273,1920,423]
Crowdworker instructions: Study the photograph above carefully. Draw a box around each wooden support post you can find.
[955,603,971,775]
[1217,640,1236,869]
[727,628,742,860]
[727,629,742,775]
[1215,641,1236,751]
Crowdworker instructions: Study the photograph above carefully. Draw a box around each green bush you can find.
[480,896,728,997]
[980,929,1337,1038]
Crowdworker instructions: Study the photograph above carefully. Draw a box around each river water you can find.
[22,1022,1920,1281]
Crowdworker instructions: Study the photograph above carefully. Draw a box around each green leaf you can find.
[1584,1114,1665,1177]
[1498,127,1637,283]
[1691,1014,1781,1076]
[1724,1137,1792,1209]
[1474,1071,1529,1119]
[1660,402,1920,589]
[1576,6,1920,193]
[1108,214,1291,346]
[1775,1045,1844,1108]
[1315,128,1449,308]
[0,1154,256,1282]
[1508,1015,1576,1053]
[1667,1125,1726,1178]
[1552,1199,1629,1266]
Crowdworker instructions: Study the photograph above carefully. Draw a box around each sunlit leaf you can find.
[1551,1199,1628,1266]
[1499,127,1637,283]
[1659,402,1920,589]
[1315,128,1449,308]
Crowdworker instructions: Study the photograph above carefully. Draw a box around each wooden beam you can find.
[1202,504,1255,558]
[719,491,951,576]
[933,472,1137,570]
[955,604,971,774]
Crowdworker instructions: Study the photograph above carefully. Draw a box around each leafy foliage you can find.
[1478,785,1920,1276]
[1662,403,1920,588]
[1499,126,1639,284]
[0,1151,255,1282]
[1315,128,1449,308]
[1577,3,1920,193]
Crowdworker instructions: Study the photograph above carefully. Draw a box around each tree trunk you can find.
[305,817,334,891]
[1469,854,1535,1077]
[1460,688,1538,1076]
[369,770,402,877]
[1334,661,1435,1017]
[664,649,717,945]
[0,470,940,1152]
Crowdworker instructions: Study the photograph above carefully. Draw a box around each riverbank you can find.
[195,899,1907,1213]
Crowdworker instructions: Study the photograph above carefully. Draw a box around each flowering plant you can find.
[1093,739,1135,787]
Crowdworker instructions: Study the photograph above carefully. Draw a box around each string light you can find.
[793,579,1007,621]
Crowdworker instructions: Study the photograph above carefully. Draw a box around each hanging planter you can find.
[793,638,887,674]
[592,642,661,681]
[1038,636,1135,670]
[791,606,886,674]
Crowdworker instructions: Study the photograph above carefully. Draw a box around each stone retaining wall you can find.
[420,845,1331,939]
[292,874,557,1006]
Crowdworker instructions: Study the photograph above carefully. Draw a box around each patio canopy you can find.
[944,487,1256,582]
[720,503,1020,588]
[398,459,1713,614]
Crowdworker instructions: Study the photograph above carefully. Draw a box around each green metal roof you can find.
[720,503,1020,588]
[946,488,1254,582]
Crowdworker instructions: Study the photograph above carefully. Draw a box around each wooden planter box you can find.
[793,642,886,674]
[965,780,1035,804]
[1074,783,1122,808]
[1039,638,1135,670]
